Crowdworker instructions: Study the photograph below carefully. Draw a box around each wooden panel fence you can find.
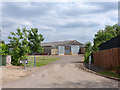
[93,48,120,70]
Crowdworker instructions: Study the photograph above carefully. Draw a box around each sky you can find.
[1,2,118,44]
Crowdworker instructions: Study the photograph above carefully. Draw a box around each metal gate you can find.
[26,56,35,67]
[20,56,36,69]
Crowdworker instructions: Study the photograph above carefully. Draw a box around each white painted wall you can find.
[71,45,80,55]
[58,46,65,55]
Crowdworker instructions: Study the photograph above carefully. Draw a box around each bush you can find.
[84,52,91,63]
[0,43,9,55]
[84,42,93,63]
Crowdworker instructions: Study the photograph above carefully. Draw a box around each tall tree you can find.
[28,28,44,54]
[93,24,120,52]
[113,24,120,35]
[8,27,30,65]
[84,24,120,63]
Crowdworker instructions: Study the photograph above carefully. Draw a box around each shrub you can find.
[84,42,93,63]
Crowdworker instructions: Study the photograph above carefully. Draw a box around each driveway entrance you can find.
[3,55,119,88]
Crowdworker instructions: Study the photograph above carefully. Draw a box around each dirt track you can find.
[2,65,40,84]
[3,55,119,88]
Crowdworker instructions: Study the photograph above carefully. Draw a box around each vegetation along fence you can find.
[93,48,120,70]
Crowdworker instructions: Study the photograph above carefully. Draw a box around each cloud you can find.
[2,2,54,18]
[2,2,118,44]
[86,2,118,11]
[61,21,100,28]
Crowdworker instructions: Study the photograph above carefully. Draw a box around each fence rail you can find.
[93,48,120,70]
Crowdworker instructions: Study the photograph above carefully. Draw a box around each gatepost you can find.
[89,55,91,69]
[34,55,36,67]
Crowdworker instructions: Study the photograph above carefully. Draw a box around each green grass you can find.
[26,56,59,67]
[99,71,120,78]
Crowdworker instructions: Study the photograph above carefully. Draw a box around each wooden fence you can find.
[93,48,120,70]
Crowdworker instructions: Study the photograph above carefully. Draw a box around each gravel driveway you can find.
[3,55,119,88]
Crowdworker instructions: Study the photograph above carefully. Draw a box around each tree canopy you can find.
[7,27,44,65]
[93,24,120,52]
[8,27,30,65]
[28,28,44,54]
[84,24,120,63]
[0,43,9,55]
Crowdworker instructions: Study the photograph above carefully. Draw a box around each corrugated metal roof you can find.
[41,40,84,47]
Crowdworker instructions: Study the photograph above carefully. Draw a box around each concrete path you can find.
[3,55,119,88]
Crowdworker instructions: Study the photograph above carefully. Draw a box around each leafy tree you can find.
[8,27,30,65]
[2,41,5,44]
[28,28,44,55]
[84,24,120,63]
[93,24,120,52]
[113,24,120,35]
[2,44,9,55]
[0,43,9,55]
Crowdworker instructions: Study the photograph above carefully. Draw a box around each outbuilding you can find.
[41,40,85,55]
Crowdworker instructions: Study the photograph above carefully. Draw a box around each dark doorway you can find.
[65,46,71,55]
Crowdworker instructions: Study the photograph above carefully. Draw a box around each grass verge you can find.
[99,71,120,78]
[26,56,59,67]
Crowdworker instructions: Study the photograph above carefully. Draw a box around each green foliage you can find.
[2,41,5,44]
[28,28,44,54]
[8,27,30,65]
[99,71,120,78]
[84,24,120,63]
[0,43,9,55]
[8,27,44,66]
[84,42,92,63]
[93,24,120,52]
[27,56,59,67]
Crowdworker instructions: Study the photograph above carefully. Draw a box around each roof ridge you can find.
[42,40,76,44]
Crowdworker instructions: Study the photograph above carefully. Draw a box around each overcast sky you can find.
[1,2,118,44]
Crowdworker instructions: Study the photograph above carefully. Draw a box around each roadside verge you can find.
[77,63,120,81]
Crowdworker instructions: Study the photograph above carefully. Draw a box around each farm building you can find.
[41,40,85,55]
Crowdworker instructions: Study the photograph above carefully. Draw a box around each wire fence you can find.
[20,56,36,69]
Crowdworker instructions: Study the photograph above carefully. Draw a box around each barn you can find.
[41,40,85,55]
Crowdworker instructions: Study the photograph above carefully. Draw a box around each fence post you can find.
[34,55,36,67]
[89,55,91,69]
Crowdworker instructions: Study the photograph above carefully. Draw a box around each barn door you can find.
[58,46,65,55]
[71,45,80,54]
[65,46,71,55]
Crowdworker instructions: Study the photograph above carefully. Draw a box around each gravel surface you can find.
[3,55,119,88]
[2,65,40,84]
